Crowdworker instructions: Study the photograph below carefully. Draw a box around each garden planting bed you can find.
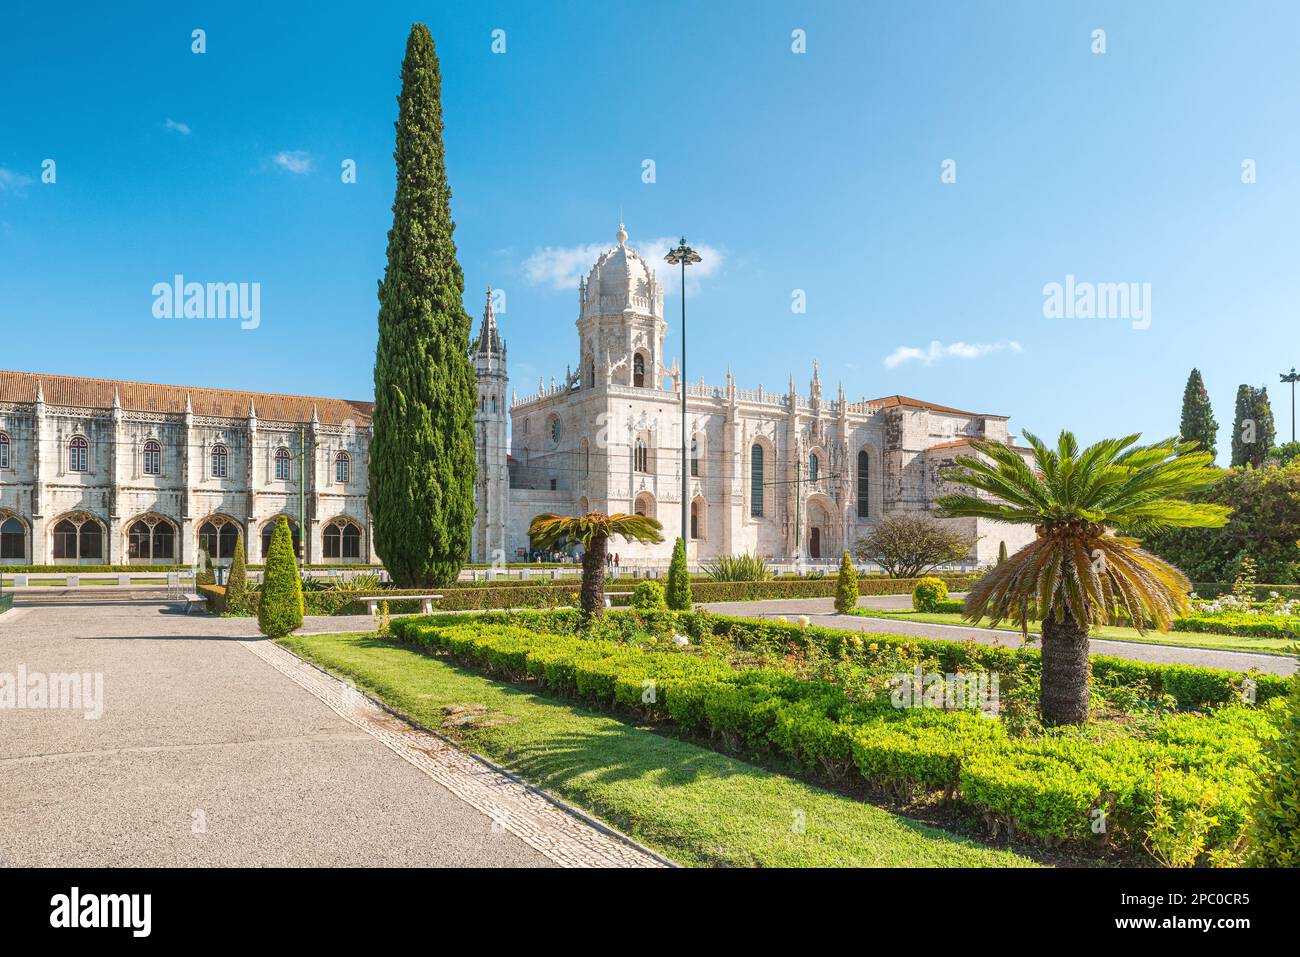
[386,609,1290,865]
[198,574,980,617]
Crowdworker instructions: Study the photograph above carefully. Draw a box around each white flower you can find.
[671,633,690,647]
[797,615,811,628]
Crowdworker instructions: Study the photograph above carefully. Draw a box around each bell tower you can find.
[471,288,509,563]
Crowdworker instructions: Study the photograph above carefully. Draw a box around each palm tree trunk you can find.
[1039,610,1091,725]
[580,533,608,622]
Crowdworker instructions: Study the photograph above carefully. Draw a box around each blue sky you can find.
[2,1,1298,461]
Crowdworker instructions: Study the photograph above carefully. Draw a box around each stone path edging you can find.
[240,637,672,869]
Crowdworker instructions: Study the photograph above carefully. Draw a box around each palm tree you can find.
[937,432,1229,725]
[528,512,664,621]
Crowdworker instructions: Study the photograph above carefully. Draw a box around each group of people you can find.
[523,549,622,566]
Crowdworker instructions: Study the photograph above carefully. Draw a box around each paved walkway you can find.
[0,601,663,867]
[697,595,1298,677]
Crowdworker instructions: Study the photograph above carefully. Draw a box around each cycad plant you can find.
[937,431,1229,725]
[529,512,663,622]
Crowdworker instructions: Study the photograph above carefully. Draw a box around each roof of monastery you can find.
[0,371,373,426]
[868,394,1008,419]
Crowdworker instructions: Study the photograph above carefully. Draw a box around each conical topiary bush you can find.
[258,516,304,638]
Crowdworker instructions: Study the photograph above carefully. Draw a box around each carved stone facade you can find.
[0,372,373,566]
[475,224,1036,565]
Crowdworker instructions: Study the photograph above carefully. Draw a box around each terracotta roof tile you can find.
[0,370,372,426]
[868,394,1007,419]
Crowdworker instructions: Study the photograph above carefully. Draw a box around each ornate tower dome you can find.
[579,223,663,321]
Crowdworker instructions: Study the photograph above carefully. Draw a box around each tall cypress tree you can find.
[1178,368,1218,458]
[1231,384,1277,469]
[370,24,477,587]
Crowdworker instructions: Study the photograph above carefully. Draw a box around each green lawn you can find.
[279,630,1037,868]
[853,609,1297,656]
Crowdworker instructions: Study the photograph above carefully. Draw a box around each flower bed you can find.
[386,610,1289,863]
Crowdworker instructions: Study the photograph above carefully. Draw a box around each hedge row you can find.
[388,614,1287,860]
[1192,583,1300,600]
[197,574,980,617]
[463,609,1291,710]
[1173,614,1300,641]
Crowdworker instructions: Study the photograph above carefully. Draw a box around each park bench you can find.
[355,595,443,617]
[182,593,207,615]
[604,591,632,608]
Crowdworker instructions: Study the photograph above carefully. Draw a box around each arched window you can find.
[128,516,175,562]
[750,444,765,517]
[52,514,102,560]
[857,449,870,518]
[690,499,704,540]
[142,440,161,476]
[69,436,88,473]
[808,451,819,483]
[633,353,646,388]
[261,519,300,560]
[690,437,700,477]
[53,520,78,559]
[634,438,648,473]
[634,493,655,518]
[0,517,25,559]
[334,451,351,484]
[481,396,487,414]
[491,395,497,414]
[0,432,9,470]
[199,518,240,560]
[587,360,595,388]
[211,444,228,478]
[323,518,362,560]
[274,447,292,481]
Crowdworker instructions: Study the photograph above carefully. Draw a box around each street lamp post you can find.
[1281,368,1299,444]
[665,238,701,551]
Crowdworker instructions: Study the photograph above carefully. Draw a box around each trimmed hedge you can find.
[1173,614,1300,641]
[1192,583,1300,600]
[448,609,1292,710]
[386,612,1287,862]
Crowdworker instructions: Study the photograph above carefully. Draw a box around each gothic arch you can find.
[321,515,364,562]
[633,491,656,519]
[196,514,243,562]
[0,508,30,563]
[49,510,106,563]
[690,496,707,541]
[124,511,179,564]
[748,435,775,519]
[258,514,301,561]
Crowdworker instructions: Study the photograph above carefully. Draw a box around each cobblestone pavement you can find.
[698,596,1298,677]
[0,601,663,867]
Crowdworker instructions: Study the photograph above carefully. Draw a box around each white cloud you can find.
[522,234,724,295]
[883,339,1023,369]
[0,167,34,195]
[271,150,314,174]
[164,118,192,135]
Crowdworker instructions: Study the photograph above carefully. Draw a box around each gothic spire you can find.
[475,286,504,357]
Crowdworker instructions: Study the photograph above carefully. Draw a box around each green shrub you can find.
[630,580,667,610]
[1247,680,1300,866]
[701,553,773,582]
[912,577,949,612]
[225,535,249,614]
[834,552,859,614]
[258,517,304,637]
[196,547,216,587]
[1172,614,1300,640]
[666,537,692,610]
